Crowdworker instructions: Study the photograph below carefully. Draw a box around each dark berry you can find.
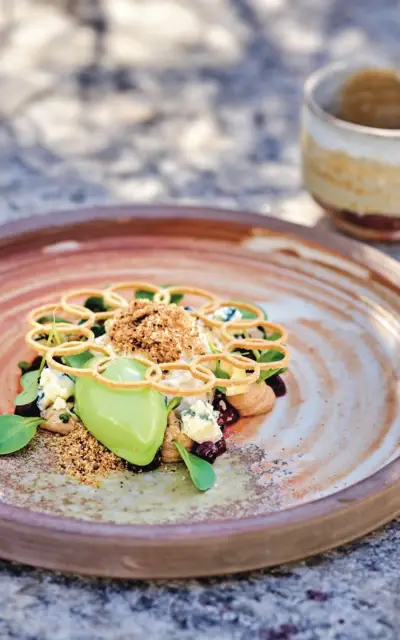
[194,437,226,464]
[213,391,240,429]
[193,441,218,464]
[14,401,41,418]
[214,437,227,456]
[266,374,287,397]
[125,448,161,473]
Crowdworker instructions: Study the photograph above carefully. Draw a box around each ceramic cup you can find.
[301,62,400,242]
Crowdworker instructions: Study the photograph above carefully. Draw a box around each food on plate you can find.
[0,283,290,490]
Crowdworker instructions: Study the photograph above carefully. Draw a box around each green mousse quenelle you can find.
[75,357,167,466]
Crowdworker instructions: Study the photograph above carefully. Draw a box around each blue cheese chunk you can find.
[37,367,74,411]
[181,400,222,444]
[213,306,242,322]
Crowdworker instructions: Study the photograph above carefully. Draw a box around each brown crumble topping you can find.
[40,405,78,435]
[50,422,124,487]
[107,299,205,363]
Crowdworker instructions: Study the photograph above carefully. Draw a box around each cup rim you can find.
[304,61,400,138]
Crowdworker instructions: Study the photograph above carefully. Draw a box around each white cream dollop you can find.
[180,399,222,444]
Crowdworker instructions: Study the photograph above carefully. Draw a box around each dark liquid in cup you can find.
[335,68,400,129]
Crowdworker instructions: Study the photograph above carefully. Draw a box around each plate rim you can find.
[0,203,399,577]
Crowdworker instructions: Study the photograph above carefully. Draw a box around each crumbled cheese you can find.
[53,397,68,411]
[181,400,222,444]
[94,333,118,357]
[196,319,224,354]
[37,367,74,411]
[213,306,242,322]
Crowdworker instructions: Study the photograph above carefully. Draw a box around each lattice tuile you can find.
[25,284,289,395]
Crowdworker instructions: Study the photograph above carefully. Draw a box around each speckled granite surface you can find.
[0,1,400,638]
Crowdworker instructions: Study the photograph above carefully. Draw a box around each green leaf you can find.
[78,319,105,337]
[258,350,285,381]
[167,397,183,415]
[15,322,60,406]
[231,301,267,320]
[84,296,109,313]
[92,323,106,337]
[258,350,285,363]
[135,290,154,301]
[215,362,230,380]
[173,441,216,491]
[18,360,33,375]
[215,361,230,393]
[51,319,93,377]
[135,285,184,304]
[38,315,69,324]
[63,351,92,369]
[0,415,42,454]
[267,331,281,341]
[14,370,41,406]
[14,322,65,407]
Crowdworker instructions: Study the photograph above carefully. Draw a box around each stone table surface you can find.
[0,1,399,638]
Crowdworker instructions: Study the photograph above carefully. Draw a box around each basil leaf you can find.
[173,441,216,491]
[167,397,183,415]
[258,350,285,381]
[0,415,42,455]
[84,296,109,313]
[14,370,41,406]
[135,285,184,304]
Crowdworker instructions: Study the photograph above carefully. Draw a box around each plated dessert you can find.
[0,283,289,490]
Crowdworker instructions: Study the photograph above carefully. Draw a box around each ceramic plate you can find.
[0,205,399,578]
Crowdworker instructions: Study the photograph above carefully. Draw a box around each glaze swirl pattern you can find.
[0,219,399,528]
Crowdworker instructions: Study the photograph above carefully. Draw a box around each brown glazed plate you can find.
[0,204,399,578]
